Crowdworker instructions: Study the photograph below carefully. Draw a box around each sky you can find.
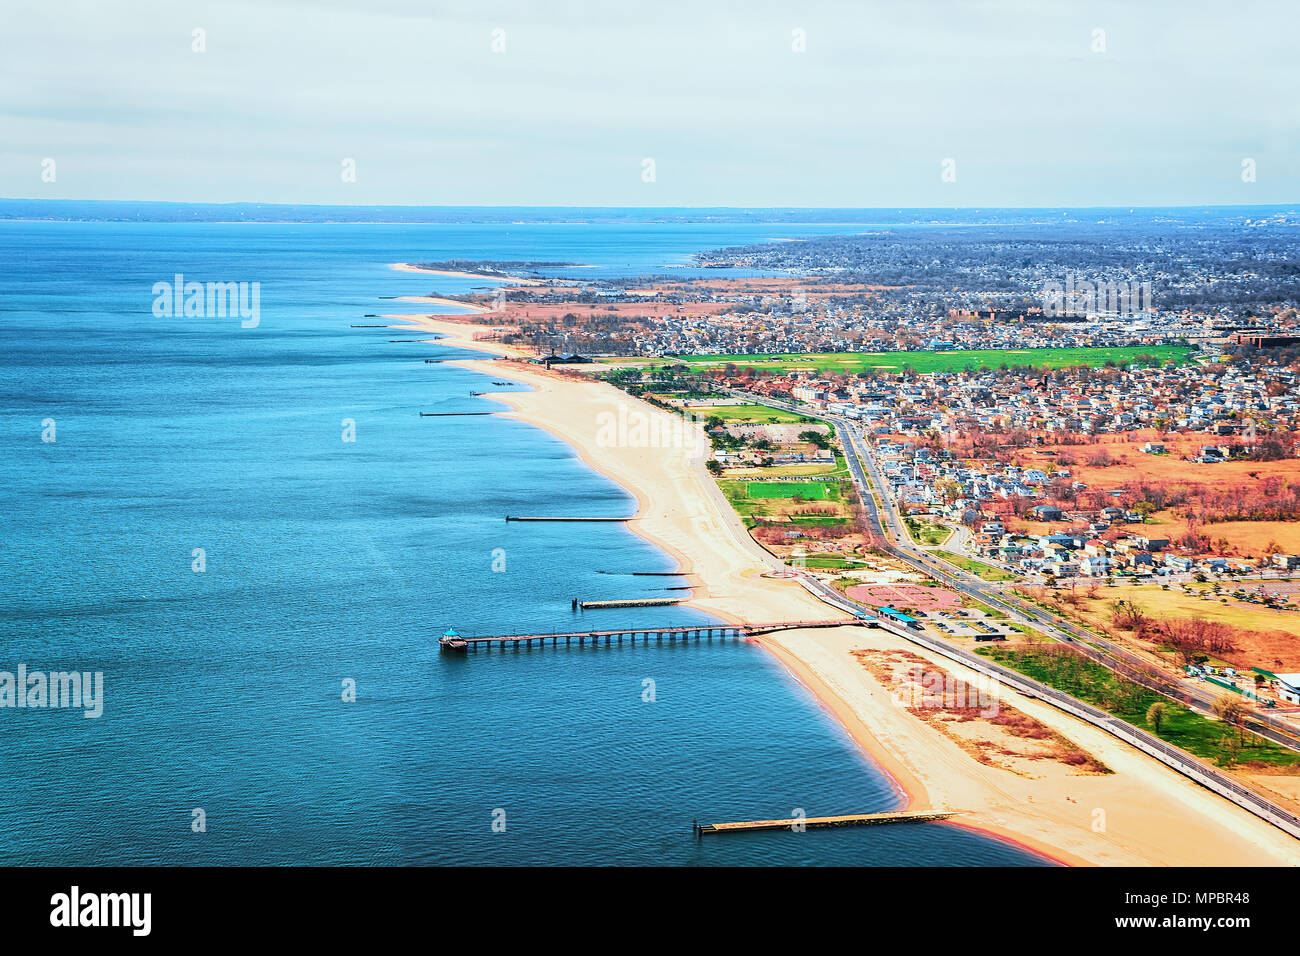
[2,0,1297,207]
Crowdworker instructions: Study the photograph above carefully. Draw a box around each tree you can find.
[1146,702,1169,735]
[706,459,723,476]
[1212,693,1246,746]
[1109,599,1149,634]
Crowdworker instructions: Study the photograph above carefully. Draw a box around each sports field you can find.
[610,345,1195,375]
[689,403,811,424]
[746,481,837,500]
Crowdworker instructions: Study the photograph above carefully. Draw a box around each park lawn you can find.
[717,480,767,521]
[935,550,1018,582]
[618,345,1195,375]
[799,556,870,569]
[979,644,1300,771]
[688,403,811,424]
[642,390,712,400]
[905,516,951,546]
[717,480,839,519]
[789,516,848,528]
[747,480,839,501]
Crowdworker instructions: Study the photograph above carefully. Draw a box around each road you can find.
[705,385,1300,839]
[710,385,1300,753]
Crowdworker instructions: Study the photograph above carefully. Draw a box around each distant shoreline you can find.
[389,295,491,314]
[389,261,545,285]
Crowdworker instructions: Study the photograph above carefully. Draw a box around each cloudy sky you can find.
[2,0,1296,206]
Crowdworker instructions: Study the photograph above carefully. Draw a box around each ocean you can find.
[0,215,1046,865]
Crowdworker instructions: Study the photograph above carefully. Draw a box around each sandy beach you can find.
[383,314,533,360]
[390,262,545,285]
[391,295,492,313]
[388,310,1300,867]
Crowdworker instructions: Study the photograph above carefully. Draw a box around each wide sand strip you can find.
[383,314,532,359]
[392,296,491,313]
[390,311,1300,867]
[763,627,1300,867]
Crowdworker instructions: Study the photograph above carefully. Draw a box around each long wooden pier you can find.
[439,618,866,651]
[695,810,957,835]
[440,624,744,651]
[505,515,630,522]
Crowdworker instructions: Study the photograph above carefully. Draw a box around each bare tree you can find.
[1212,693,1246,747]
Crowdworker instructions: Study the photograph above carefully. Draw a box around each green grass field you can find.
[798,556,869,569]
[606,345,1194,375]
[746,481,838,500]
[935,550,1018,581]
[789,515,847,527]
[718,479,844,525]
[979,645,1300,770]
[691,403,811,424]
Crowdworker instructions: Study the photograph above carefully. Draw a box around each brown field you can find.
[1042,583,1300,670]
[852,647,1110,776]
[1142,517,1300,555]
[998,431,1300,556]
[1017,433,1298,493]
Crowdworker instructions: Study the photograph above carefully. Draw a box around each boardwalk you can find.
[439,618,866,651]
[505,515,630,522]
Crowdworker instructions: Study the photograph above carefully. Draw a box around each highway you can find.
[705,384,1300,839]
[710,384,1300,754]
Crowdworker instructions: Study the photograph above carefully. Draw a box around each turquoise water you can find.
[0,218,1045,865]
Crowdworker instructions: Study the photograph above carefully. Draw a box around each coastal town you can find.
[399,231,1300,847]
[17,0,1300,925]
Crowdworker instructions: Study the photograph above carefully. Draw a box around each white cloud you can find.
[1,0,1296,205]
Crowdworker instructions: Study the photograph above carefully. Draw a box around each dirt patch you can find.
[852,648,1111,777]
[846,583,963,614]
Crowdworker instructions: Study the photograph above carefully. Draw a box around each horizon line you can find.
[3,198,1299,212]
